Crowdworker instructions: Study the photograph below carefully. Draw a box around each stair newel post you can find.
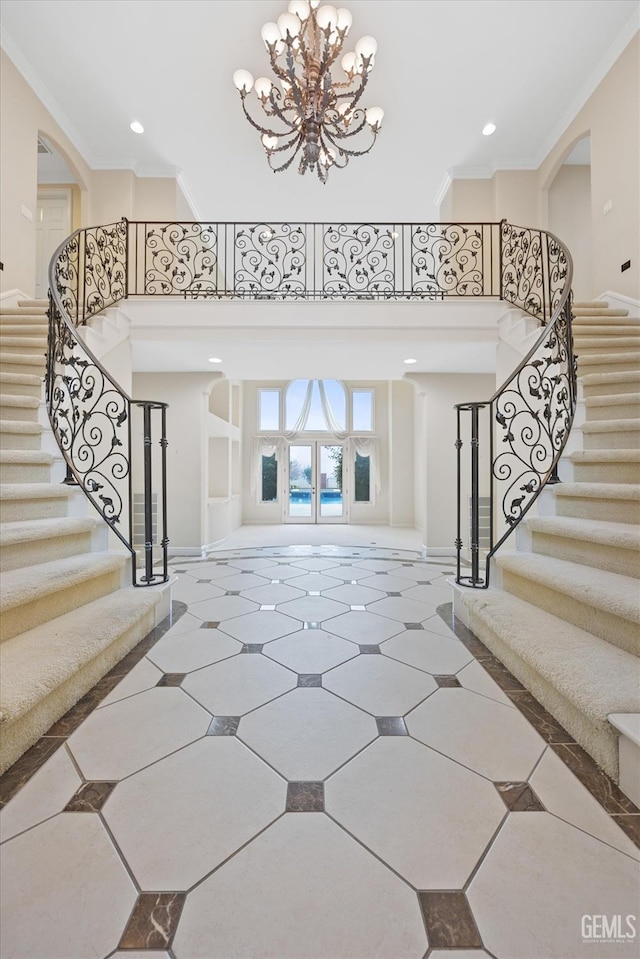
[470,404,481,587]
[159,403,169,582]
[455,406,463,585]
[142,403,154,585]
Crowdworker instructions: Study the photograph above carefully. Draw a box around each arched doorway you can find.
[35,135,78,297]
[547,135,593,301]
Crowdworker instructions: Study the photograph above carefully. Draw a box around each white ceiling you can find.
[2,0,638,223]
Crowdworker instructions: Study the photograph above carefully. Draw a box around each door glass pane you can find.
[354,453,371,502]
[258,390,280,431]
[261,454,277,502]
[320,445,343,518]
[289,445,312,517]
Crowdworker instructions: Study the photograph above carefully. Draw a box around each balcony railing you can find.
[47,218,574,587]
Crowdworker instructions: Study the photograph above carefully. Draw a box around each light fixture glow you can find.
[233,1,383,184]
[208,357,223,363]
[482,122,496,136]
[130,121,144,134]
[404,358,417,365]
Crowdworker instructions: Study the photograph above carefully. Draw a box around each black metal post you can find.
[455,407,463,584]
[142,404,154,585]
[470,405,480,586]
[160,405,169,582]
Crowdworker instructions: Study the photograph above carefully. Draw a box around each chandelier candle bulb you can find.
[234,0,383,183]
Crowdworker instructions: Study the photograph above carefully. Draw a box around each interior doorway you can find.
[35,190,72,298]
[286,442,346,524]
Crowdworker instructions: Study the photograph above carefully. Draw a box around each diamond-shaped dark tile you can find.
[495,781,545,811]
[286,782,324,812]
[173,569,187,574]
[242,644,264,654]
[226,591,241,596]
[197,579,210,584]
[157,673,186,687]
[405,623,424,630]
[207,716,241,736]
[376,717,408,736]
[118,892,186,950]
[64,781,117,812]
[359,645,381,654]
[201,621,221,629]
[417,580,431,585]
[298,674,323,687]
[418,890,483,949]
[387,592,402,597]
[435,675,462,688]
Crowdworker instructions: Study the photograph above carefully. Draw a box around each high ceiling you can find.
[2,0,638,223]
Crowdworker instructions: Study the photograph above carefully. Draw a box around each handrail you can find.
[47,223,169,587]
[455,221,575,587]
[45,217,574,590]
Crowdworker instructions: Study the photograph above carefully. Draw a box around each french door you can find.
[287,443,346,523]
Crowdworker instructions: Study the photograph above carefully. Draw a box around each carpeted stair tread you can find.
[527,515,640,550]
[0,553,125,614]
[460,589,640,726]
[570,449,640,464]
[581,417,640,433]
[0,335,48,347]
[585,392,640,408]
[571,316,640,327]
[0,588,160,727]
[0,419,43,435]
[0,325,48,336]
[18,299,49,308]
[573,326,640,337]
[553,481,640,500]
[0,394,40,411]
[0,352,46,367]
[495,552,640,624]
[574,336,640,350]
[582,371,640,387]
[0,515,98,547]
[0,449,53,465]
[572,307,630,316]
[0,307,48,317]
[577,351,640,366]
[0,372,42,388]
[0,483,72,502]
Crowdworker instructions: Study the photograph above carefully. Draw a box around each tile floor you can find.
[1,543,639,959]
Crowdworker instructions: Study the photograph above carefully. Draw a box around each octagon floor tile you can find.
[182,655,297,716]
[323,655,437,715]
[353,559,403,572]
[323,610,404,644]
[402,584,453,607]
[383,631,473,675]
[264,631,359,674]
[467,813,640,958]
[183,562,246,581]
[227,558,279,571]
[169,577,226,605]
[289,558,341,572]
[367,596,435,623]
[359,574,418,593]
[98,658,164,707]
[104,738,286,890]
[456,660,515,708]
[1,814,136,959]
[240,583,305,604]
[321,584,386,605]
[279,572,344,591]
[406,688,545,781]
[172,814,427,959]
[67,688,211,781]
[278,596,348,623]
[1,747,81,843]
[326,737,505,888]
[213,573,271,591]
[147,628,242,673]
[219,610,300,643]
[238,688,377,780]
[188,596,259,621]
[314,566,374,582]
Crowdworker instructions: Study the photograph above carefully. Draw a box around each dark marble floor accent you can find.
[612,815,640,845]
[197,579,210,584]
[387,592,402,597]
[286,782,324,812]
[157,673,186,687]
[207,717,241,736]
[550,743,640,816]
[226,591,241,596]
[201,621,221,628]
[506,690,575,743]
[242,645,264,654]
[303,622,322,629]
[376,717,408,736]
[404,623,424,630]
[434,675,462,688]
[298,674,322,687]
[416,580,432,585]
[118,892,186,950]
[359,645,381,654]
[418,890,483,949]
[495,781,545,812]
[0,737,64,807]
[64,781,117,812]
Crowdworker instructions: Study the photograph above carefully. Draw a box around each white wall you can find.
[548,164,593,301]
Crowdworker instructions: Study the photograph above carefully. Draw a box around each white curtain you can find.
[349,436,380,493]
[251,435,284,492]
[283,379,315,440]
[317,379,349,440]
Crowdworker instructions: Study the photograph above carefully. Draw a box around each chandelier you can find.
[233,1,383,184]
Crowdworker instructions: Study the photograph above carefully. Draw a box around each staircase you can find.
[455,300,640,790]
[0,299,162,774]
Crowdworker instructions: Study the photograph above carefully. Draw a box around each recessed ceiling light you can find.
[404,358,417,365]
[130,121,144,134]
[208,356,222,363]
[482,122,496,136]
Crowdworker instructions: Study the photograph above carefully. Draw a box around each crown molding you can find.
[176,173,203,220]
[433,172,452,208]
[1,26,95,166]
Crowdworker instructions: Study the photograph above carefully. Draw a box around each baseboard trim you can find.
[600,290,640,317]
[0,288,31,306]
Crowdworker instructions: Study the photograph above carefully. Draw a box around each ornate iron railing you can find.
[46,217,574,590]
[47,223,168,587]
[455,222,575,587]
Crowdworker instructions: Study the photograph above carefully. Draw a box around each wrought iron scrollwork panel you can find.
[411,224,484,297]
[48,301,131,542]
[234,223,306,297]
[322,223,396,297]
[500,222,545,321]
[54,232,81,326]
[145,223,220,297]
[84,221,127,319]
[493,301,573,533]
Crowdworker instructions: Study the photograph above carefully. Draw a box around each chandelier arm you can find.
[343,69,371,115]
[324,128,378,159]
[268,138,304,173]
[284,47,308,120]
[239,94,291,139]
[264,93,299,130]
